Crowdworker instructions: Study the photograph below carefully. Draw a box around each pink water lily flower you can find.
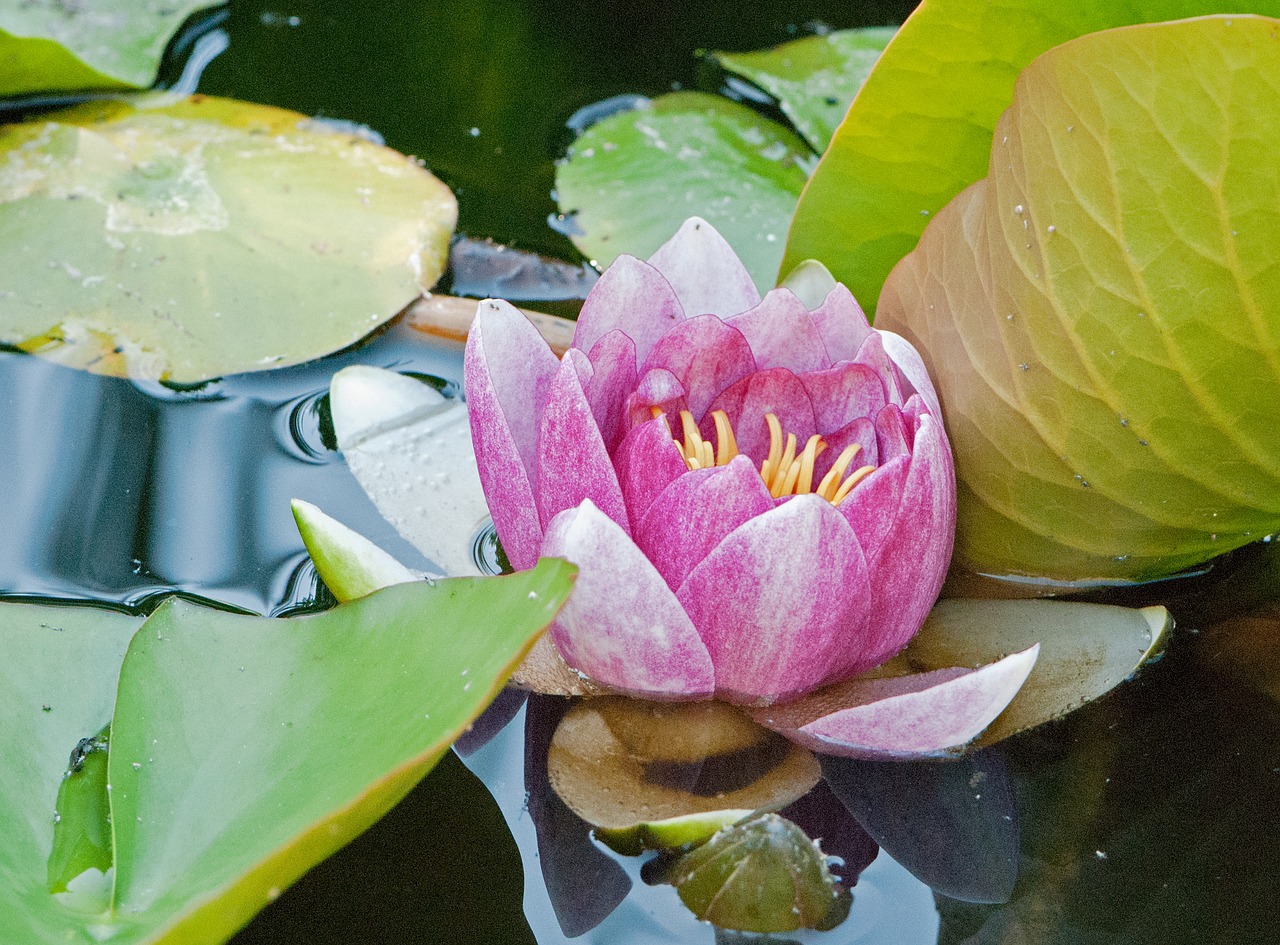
[466,219,1036,758]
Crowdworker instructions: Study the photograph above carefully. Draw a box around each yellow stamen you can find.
[649,407,879,505]
[832,465,876,505]
[816,442,862,501]
[796,435,823,495]
[712,410,738,465]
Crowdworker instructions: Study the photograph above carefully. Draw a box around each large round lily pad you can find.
[0,94,457,382]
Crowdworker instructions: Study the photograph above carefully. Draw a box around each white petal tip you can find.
[330,365,449,450]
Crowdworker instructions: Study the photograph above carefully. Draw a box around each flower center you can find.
[656,408,876,505]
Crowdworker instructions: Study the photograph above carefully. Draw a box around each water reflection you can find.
[0,322,454,614]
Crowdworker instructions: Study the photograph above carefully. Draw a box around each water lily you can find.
[465,218,1038,757]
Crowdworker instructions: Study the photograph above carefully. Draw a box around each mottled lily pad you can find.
[0,0,221,98]
[876,16,1280,581]
[0,94,456,382]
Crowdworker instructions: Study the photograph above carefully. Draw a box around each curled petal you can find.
[465,299,560,568]
[875,403,912,463]
[640,314,756,420]
[810,284,873,362]
[751,646,1040,759]
[543,501,714,698]
[612,416,689,524]
[700,368,817,466]
[634,455,776,592]
[853,332,905,406]
[879,329,944,422]
[537,359,630,533]
[798,362,887,435]
[647,216,761,317]
[574,254,684,364]
[624,367,689,430]
[725,288,830,374]
[676,495,873,703]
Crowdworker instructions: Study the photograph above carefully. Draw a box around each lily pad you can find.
[546,697,821,832]
[0,0,221,98]
[782,0,1280,314]
[718,26,897,152]
[875,15,1280,581]
[0,94,456,382]
[554,91,810,292]
[0,565,574,944]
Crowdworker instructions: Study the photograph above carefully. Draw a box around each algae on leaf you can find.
[0,94,457,382]
[876,15,1280,581]
[0,0,222,98]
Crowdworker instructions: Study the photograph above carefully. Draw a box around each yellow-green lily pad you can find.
[0,94,456,382]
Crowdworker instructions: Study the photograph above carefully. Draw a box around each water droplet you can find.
[131,762,141,770]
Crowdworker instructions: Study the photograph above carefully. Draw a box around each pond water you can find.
[5,1,1280,943]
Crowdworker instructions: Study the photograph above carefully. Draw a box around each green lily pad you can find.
[718,26,896,153]
[554,91,810,292]
[663,813,849,933]
[0,94,456,382]
[875,15,1280,581]
[0,1,220,98]
[0,564,574,944]
[782,0,1280,314]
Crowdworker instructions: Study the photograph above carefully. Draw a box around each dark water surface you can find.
[5,1,1279,943]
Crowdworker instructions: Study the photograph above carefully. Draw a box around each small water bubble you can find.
[1013,204,1024,215]
[1019,363,1029,371]
[1095,850,1108,860]
[53,812,61,824]
[1047,225,1056,234]
[468,127,481,137]
[131,762,141,770]
[463,681,472,692]
[527,591,538,600]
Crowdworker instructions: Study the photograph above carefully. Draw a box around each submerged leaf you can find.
[0,0,220,97]
[876,16,1280,581]
[664,813,849,933]
[554,92,809,292]
[718,26,896,152]
[47,726,112,895]
[783,0,1280,313]
[0,94,456,382]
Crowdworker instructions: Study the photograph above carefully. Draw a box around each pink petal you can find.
[700,368,817,465]
[612,416,689,523]
[860,414,956,660]
[584,330,638,454]
[724,289,830,374]
[750,647,1040,759]
[536,359,630,533]
[647,217,761,317]
[676,495,874,703]
[465,299,561,569]
[879,329,944,422]
[634,455,776,592]
[542,501,715,698]
[574,254,684,364]
[639,314,757,420]
[623,368,689,430]
[854,332,906,406]
[810,284,872,362]
[798,362,886,434]
[837,454,910,556]
[875,403,912,463]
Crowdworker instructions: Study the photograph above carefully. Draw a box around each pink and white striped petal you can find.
[676,495,873,703]
[810,284,873,362]
[798,362,887,435]
[543,501,715,698]
[584,330,639,454]
[465,299,561,569]
[725,289,830,374]
[574,254,684,364]
[536,359,631,534]
[639,314,757,420]
[612,416,690,524]
[750,646,1039,759]
[647,217,761,318]
[699,368,818,466]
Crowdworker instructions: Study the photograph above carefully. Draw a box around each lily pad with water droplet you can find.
[0,564,574,944]
[0,94,456,382]
[0,0,221,98]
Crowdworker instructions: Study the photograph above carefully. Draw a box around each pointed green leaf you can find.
[876,15,1280,580]
[291,499,419,601]
[718,27,896,153]
[783,0,1280,314]
[0,94,456,382]
[0,603,142,943]
[554,91,809,292]
[0,1,220,98]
